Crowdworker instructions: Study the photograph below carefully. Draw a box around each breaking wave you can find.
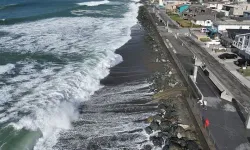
[0,1,141,150]
[77,0,110,6]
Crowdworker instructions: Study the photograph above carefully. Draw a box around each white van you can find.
[200,28,209,33]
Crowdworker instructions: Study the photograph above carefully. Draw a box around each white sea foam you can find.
[0,64,15,75]
[71,9,104,16]
[77,0,109,6]
[0,1,141,150]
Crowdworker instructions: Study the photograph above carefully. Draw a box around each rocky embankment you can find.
[138,6,202,150]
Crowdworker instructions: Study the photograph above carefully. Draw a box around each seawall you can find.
[141,5,215,150]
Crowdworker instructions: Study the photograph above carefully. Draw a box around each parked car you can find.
[218,53,237,59]
[234,59,250,67]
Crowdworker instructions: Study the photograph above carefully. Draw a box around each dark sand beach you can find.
[55,5,204,150]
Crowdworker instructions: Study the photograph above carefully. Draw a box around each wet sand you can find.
[55,5,203,150]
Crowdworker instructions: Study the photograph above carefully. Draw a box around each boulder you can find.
[160,121,172,132]
[150,136,164,147]
[177,133,182,139]
[145,126,153,135]
[150,121,160,131]
[158,132,170,140]
[153,114,163,123]
[158,104,168,113]
[162,145,169,150]
[176,126,185,133]
[141,144,152,150]
[187,140,200,150]
[165,138,170,146]
[169,143,182,150]
[178,124,190,130]
[184,130,197,141]
[178,138,187,147]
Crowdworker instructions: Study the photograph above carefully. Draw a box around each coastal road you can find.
[148,7,249,149]
[179,36,250,112]
[157,10,179,29]
[164,33,248,149]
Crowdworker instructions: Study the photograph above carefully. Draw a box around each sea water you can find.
[0,0,155,149]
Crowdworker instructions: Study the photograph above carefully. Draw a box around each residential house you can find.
[213,20,250,33]
[164,0,188,11]
[182,5,217,27]
[183,4,212,18]
[220,29,250,47]
[191,15,215,26]
[233,32,250,58]
[222,4,250,16]
[176,4,189,14]
[205,2,224,10]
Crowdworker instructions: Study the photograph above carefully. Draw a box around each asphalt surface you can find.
[155,7,250,113]
[150,7,250,149]
[165,33,248,150]
[179,36,250,113]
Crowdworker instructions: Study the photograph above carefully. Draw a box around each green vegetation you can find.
[238,68,250,76]
[199,38,211,42]
[167,13,201,28]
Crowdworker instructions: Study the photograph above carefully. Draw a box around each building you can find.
[222,4,250,16]
[233,33,250,58]
[205,2,224,10]
[220,29,250,47]
[191,15,215,26]
[213,20,250,32]
[164,0,188,11]
[183,4,213,18]
[182,5,217,27]
[176,4,189,14]
[243,11,250,17]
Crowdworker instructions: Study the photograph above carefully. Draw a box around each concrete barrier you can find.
[221,90,233,102]
[204,68,233,102]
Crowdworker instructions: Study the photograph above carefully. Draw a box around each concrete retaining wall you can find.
[204,68,233,102]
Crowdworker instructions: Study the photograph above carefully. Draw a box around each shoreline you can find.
[136,5,206,150]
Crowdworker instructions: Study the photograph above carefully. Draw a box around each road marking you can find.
[169,43,173,48]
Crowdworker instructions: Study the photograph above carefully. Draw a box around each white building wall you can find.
[194,20,213,26]
[233,34,250,56]
[217,25,250,31]
[217,4,223,10]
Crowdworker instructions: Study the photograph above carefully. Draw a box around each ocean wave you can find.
[71,9,104,16]
[0,3,18,10]
[0,63,15,75]
[77,0,110,6]
[0,1,141,150]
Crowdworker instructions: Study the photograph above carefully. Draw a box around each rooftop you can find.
[227,29,250,34]
[214,19,250,25]
[193,14,219,21]
[223,3,250,8]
